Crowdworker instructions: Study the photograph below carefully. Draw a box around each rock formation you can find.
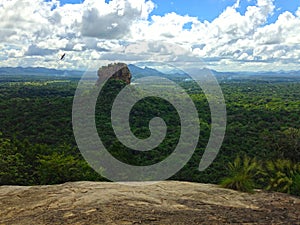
[0,181,300,224]
[97,63,131,85]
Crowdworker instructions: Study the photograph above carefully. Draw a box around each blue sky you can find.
[1,0,300,71]
[59,0,300,23]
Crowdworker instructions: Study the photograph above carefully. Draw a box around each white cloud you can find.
[25,45,55,56]
[7,49,24,58]
[0,0,299,71]
[81,0,154,39]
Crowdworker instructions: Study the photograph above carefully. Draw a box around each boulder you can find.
[97,63,131,85]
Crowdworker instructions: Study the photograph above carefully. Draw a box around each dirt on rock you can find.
[0,181,299,225]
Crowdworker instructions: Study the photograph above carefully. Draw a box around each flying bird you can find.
[60,53,66,60]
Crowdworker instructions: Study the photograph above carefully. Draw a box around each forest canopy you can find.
[0,75,299,195]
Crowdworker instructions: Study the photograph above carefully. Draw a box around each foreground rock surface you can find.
[0,181,299,225]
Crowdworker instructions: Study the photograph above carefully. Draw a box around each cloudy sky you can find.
[0,0,299,71]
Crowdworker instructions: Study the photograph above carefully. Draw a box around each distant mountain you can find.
[210,70,300,82]
[130,63,300,82]
[128,64,166,77]
[128,64,190,81]
[0,65,299,82]
[133,62,187,75]
[0,67,83,77]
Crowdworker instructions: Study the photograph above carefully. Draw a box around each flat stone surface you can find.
[0,181,299,224]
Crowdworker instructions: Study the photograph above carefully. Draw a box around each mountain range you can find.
[0,65,299,81]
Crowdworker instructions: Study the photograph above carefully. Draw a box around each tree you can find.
[264,159,300,195]
[0,134,31,185]
[220,154,262,193]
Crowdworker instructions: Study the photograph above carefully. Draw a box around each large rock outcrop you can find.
[0,181,300,225]
[97,63,131,85]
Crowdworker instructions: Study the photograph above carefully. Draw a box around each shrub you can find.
[264,159,300,194]
[220,154,262,193]
[291,173,300,196]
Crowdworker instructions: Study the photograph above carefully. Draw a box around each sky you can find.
[0,0,300,72]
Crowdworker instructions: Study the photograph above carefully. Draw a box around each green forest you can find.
[0,74,299,196]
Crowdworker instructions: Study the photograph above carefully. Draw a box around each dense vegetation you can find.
[0,75,299,195]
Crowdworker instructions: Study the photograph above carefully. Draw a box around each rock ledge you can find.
[0,181,299,224]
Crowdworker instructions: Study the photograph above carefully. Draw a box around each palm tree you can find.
[220,154,262,193]
[264,159,300,194]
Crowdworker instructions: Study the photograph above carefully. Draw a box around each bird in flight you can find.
[60,53,66,60]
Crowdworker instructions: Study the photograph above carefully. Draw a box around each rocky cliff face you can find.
[0,181,299,225]
[97,63,131,85]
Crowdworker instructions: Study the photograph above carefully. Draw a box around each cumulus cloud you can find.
[81,0,154,39]
[25,45,56,56]
[0,0,299,71]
